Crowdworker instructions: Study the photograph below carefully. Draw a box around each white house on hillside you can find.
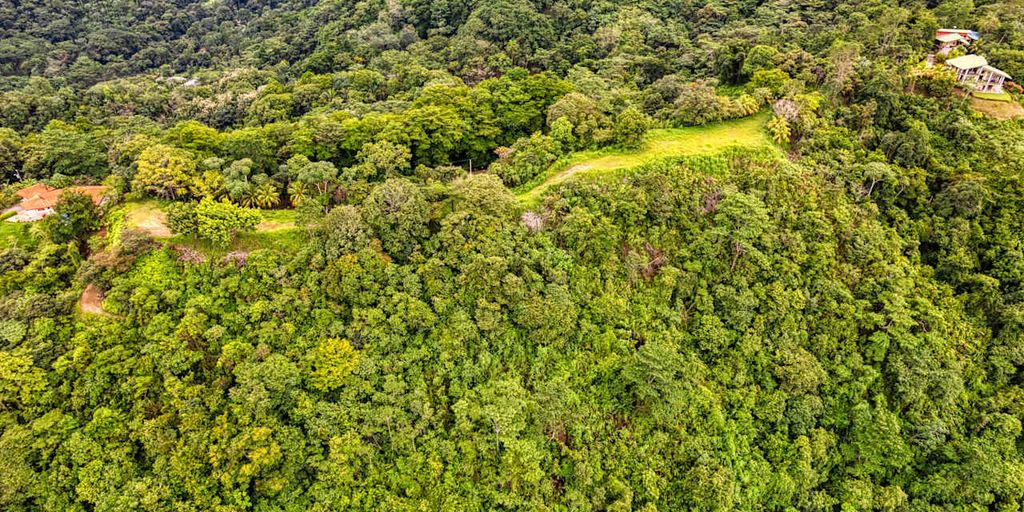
[945,54,1012,93]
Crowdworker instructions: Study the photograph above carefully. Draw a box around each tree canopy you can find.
[2,0,1024,509]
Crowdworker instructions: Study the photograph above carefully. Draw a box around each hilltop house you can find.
[935,28,980,55]
[945,54,1012,93]
[5,183,109,222]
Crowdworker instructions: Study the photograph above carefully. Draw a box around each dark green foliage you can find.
[41,191,99,244]
[673,80,725,126]
[361,178,429,260]
[489,132,562,187]
[0,129,23,183]
[20,122,107,180]
[612,106,651,150]
[7,122,1024,508]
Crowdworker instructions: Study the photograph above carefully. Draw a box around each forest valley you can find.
[2,0,1024,510]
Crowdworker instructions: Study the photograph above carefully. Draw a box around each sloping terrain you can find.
[516,113,773,202]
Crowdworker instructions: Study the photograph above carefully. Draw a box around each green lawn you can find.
[255,208,298,232]
[122,199,173,237]
[972,91,1013,102]
[118,199,302,257]
[970,96,1024,120]
[0,216,35,249]
[515,112,773,203]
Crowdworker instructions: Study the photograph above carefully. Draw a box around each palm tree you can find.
[288,181,309,206]
[253,181,280,208]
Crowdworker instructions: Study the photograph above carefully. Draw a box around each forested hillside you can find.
[2,0,1024,510]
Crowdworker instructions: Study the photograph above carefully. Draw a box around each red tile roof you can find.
[18,185,109,211]
[15,183,57,200]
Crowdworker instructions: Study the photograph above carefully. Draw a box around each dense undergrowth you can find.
[2,0,1024,510]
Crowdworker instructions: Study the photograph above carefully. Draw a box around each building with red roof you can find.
[4,184,110,222]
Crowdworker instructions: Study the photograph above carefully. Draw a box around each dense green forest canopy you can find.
[2,0,1024,510]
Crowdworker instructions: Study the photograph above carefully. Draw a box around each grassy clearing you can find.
[167,228,307,259]
[122,199,298,236]
[516,112,772,203]
[0,218,35,249]
[119,199,303,257]
[970,97,1024,120]
[123,199,173,237]
[256,209,298,232]
[972,91,1013,102]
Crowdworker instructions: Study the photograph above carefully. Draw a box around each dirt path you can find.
[540,163,592,190]
[256,219,296,232]
[79,283,109,316]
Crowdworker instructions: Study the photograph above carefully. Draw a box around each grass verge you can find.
[972,91,1012,102]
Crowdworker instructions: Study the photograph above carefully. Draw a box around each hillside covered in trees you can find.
[2,0,1024,510]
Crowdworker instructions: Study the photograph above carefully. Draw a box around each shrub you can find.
[489,132,562,187]
[166,198,260,247]
[612,106,651,150]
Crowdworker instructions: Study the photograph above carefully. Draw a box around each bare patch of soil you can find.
[970,97,1024,120]
[79,283,108,316]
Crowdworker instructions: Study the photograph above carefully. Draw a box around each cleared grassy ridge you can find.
[515,112,772,202]
[119,199,303,256]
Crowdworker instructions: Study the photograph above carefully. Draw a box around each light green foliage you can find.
[767,115,791,145]
[249,177,280,208]
[348,140,412,182]
[2,1,1024,510]
[164,201,198,237]
[132,144,197,199]
[742,45,782,78]
[0,348,46,407]
[166,198,260,246]
[304,338,359,392]
[549,116,576,149]
[750,69,790,94]
[165,121,222,156]
[194,198,261,247]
